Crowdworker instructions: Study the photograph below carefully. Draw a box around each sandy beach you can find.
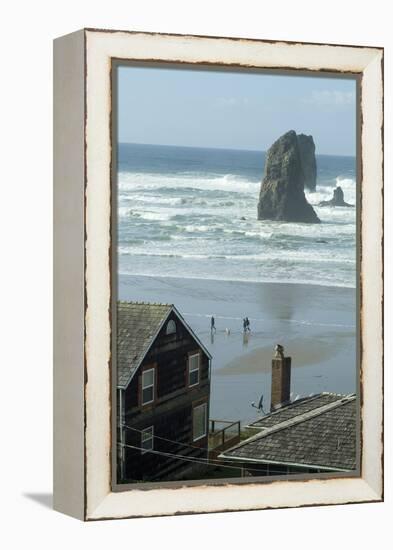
[119,274,356,424]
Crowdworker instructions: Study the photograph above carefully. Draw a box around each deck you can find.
[208,419,241,460]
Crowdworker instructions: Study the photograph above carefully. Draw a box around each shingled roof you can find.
[219,393,357,471]
[117,302,173,389]
[117,301,211,390]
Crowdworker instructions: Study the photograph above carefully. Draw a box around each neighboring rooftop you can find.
[249,393,347,429]
[220,393,357,472]
[117,302,172,389]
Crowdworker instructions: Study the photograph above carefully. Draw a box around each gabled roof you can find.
[219,393,357,471]
[117,301,211,390]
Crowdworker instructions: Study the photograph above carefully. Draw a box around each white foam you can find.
[307,177,356,207]
[118,268,356,289]
[117,170,357,288]
[118,171,259,194]
[118,246,355,265]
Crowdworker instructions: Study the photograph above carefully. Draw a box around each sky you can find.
[118,65,357,156]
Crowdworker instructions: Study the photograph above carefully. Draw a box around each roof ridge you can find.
[117,303,212,390]
[247,392,354,427]
[246,394,325,425]
[262,393,323,418]
[118,300,173,307]
[230,395,356,451]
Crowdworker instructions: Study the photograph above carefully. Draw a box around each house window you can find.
[141,368,155,405]
[193,403,207,441]
[166,320,176,335]
[188,353,200,387]
[141,426,154,454]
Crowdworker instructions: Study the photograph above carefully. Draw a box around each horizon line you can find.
[118,141,356,158]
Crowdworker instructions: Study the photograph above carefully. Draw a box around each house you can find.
[219,346,357,476]
[117,301,211,483]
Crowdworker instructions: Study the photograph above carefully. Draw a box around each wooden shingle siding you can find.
[123,402,209,482]
[124,310,209,414]
[117,302,211,482]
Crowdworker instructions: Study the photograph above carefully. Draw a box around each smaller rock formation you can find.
[319,186,354,207]
[297,134,317,191]
[257,130,320,224]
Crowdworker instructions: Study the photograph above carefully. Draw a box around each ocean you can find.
[117,143,356,289]
[117,142,357,421]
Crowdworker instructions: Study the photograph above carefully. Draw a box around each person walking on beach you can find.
[211,315,216,333]
[246,317,251,332]
[243,318,247,333]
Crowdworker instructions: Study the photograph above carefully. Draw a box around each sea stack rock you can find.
[319,186,354,207]
[257,131,320,224]
[297,134,317,191]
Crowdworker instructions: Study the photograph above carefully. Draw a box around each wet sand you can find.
[119,274,357,423]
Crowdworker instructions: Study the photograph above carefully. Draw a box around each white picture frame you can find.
[53,28,383,521]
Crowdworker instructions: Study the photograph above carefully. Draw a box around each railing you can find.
[208,419,241,455]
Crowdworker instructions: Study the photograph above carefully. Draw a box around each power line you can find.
[122,423,211,452]
[118,441,277,476]
[119,441,252,474]
[122,422,248,469]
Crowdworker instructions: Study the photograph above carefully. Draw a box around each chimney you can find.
[271,345,291,411]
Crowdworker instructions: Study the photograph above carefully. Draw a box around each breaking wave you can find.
[117,147,356,288]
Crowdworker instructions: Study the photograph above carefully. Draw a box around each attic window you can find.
[166,320,176,335]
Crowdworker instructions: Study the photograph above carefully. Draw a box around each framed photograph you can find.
[53,29,383,520]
